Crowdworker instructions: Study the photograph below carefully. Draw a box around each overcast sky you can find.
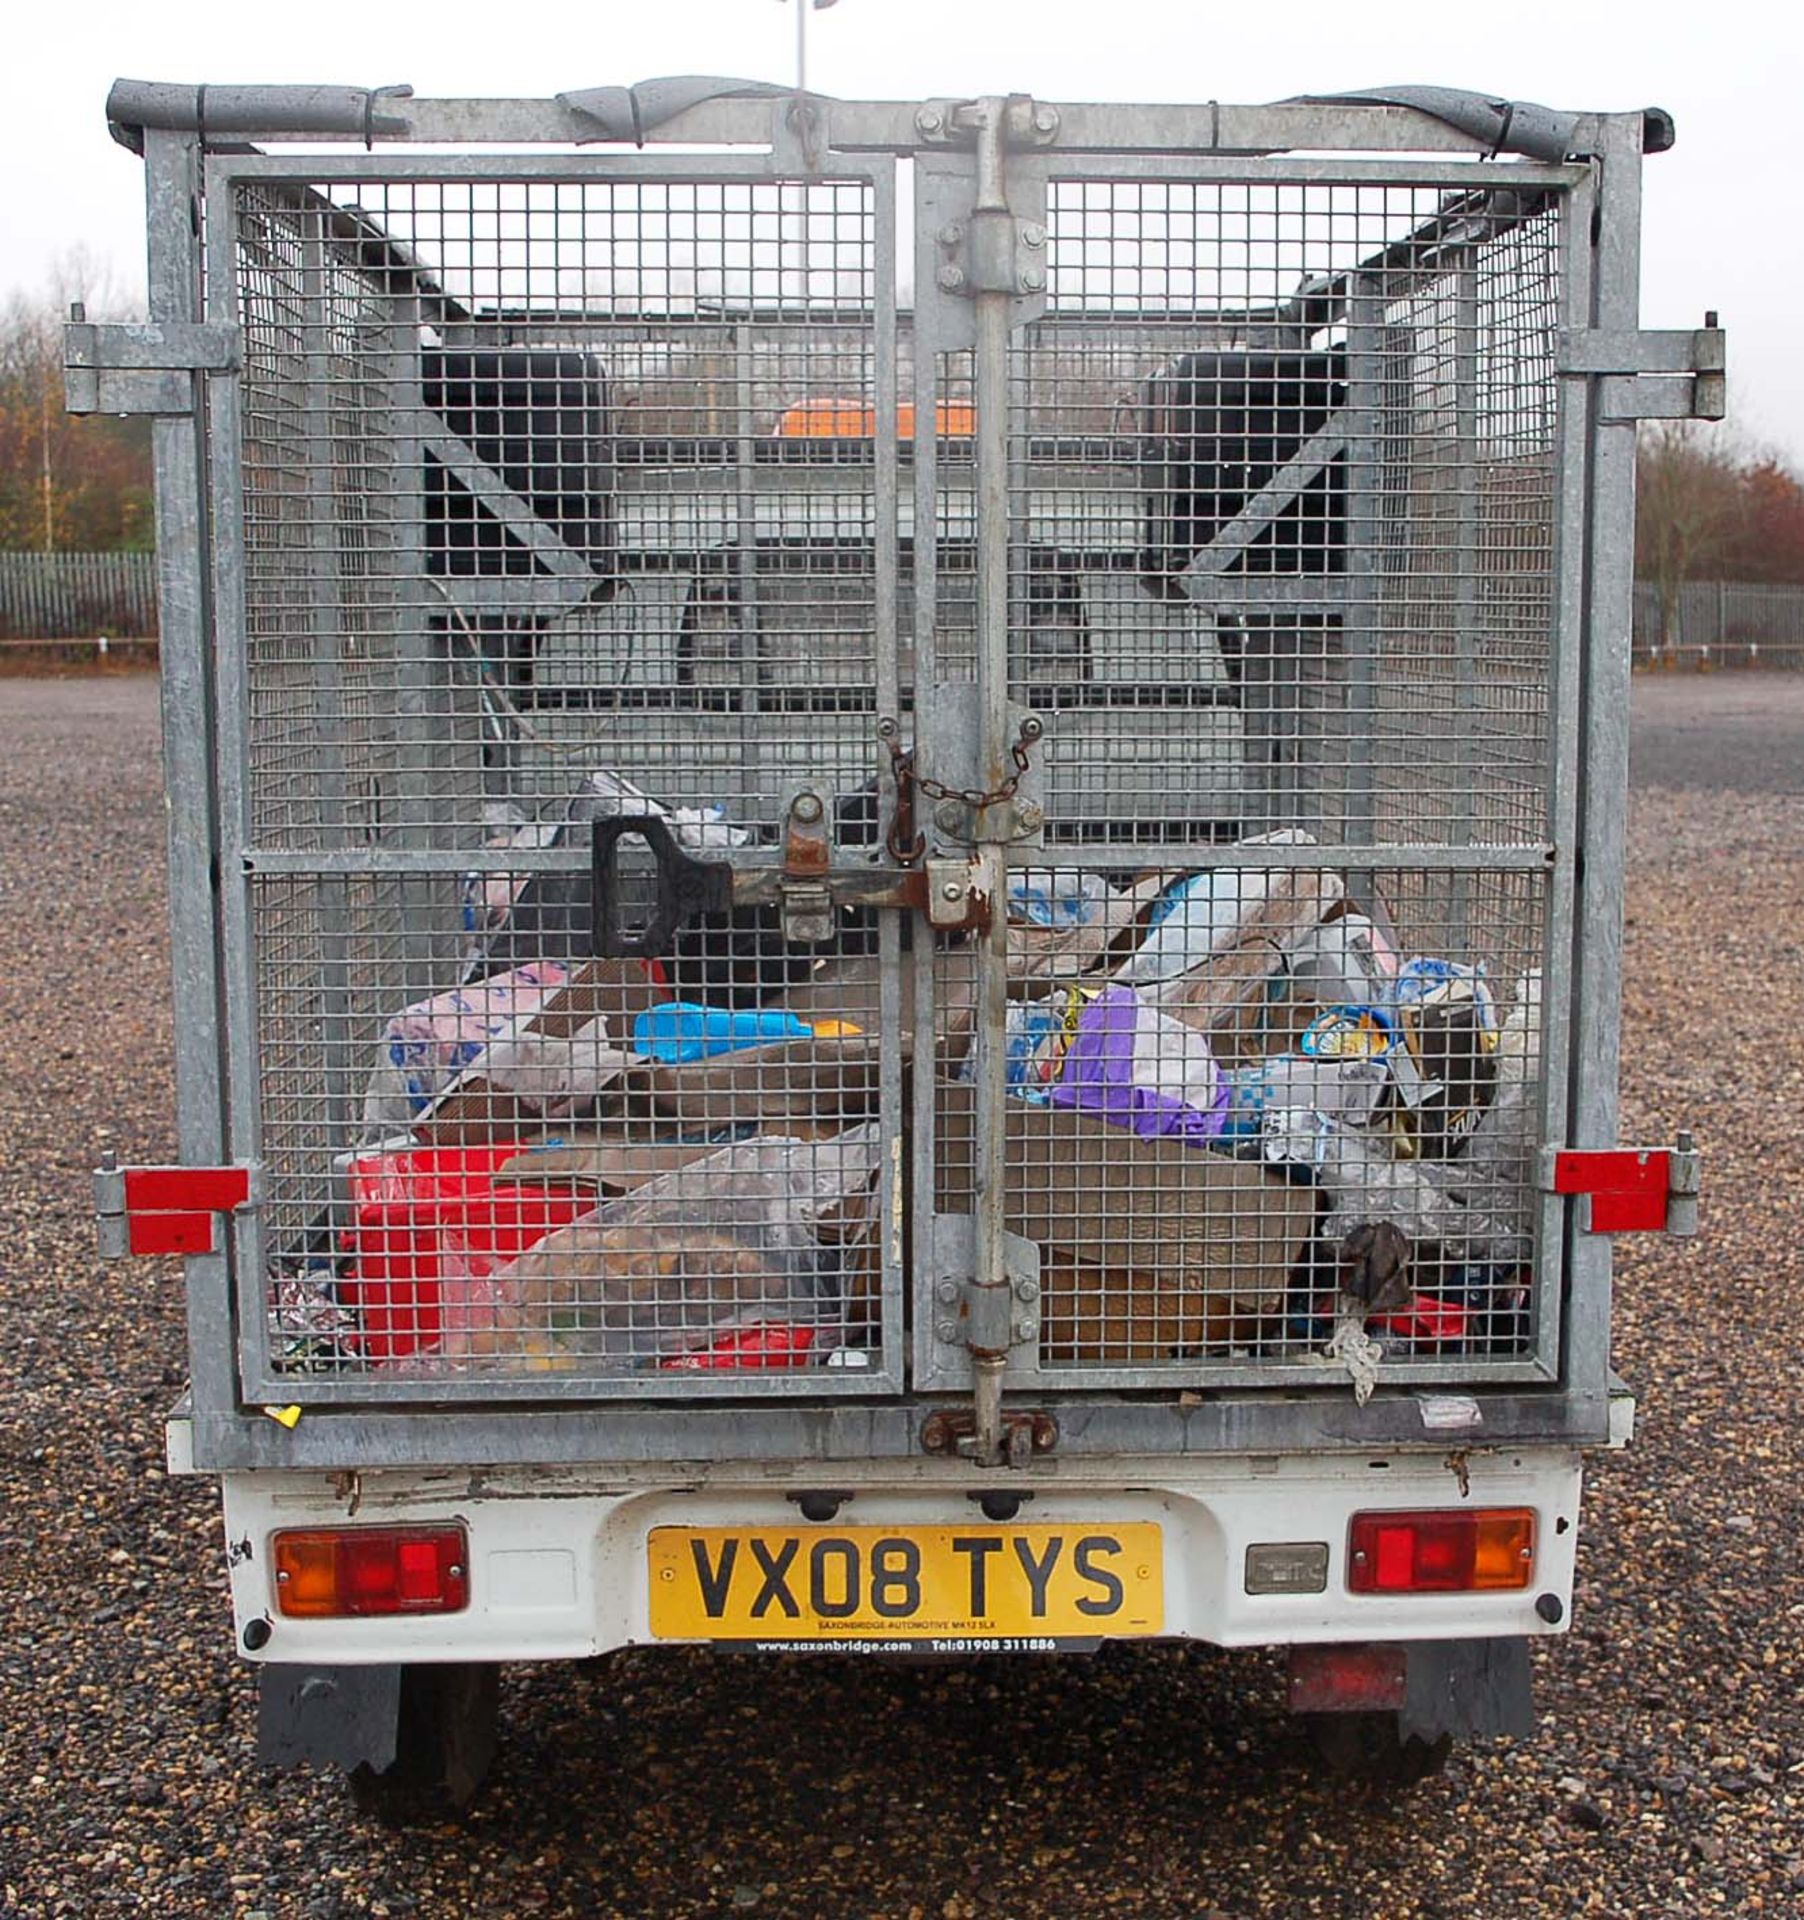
[3,0,1799,460]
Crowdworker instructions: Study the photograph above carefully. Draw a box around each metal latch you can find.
[779,789,837,946]
[95,1152,254,1257]
[1557,314,1726,422]
[590,794,995,957]
[64,311,241,416]
[920,1408,1060,1465]
[589,813,733,959]
[924,859,987,930]
[1545,1130,1700,1235]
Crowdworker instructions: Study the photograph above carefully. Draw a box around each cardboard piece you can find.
[1150,870,1344,1068]
[529,956,674,1038]
[1206,977,1329,1070]
[935,1081,1317,1340]
[1038,1254,1284,1364]
[493,1138,726,1192]
[775,948,982,1052]
[638,948,992,1125]
[644,1035,895,1127]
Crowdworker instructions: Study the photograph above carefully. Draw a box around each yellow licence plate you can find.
[648,1523,1164,1649]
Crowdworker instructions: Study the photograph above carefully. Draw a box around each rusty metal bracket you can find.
[924,859,989,932]
[779,788,836,945]
[727,855,991,935]
[920,1408,1059,1464]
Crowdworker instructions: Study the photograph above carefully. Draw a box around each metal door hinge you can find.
[914,96,1061,148]
[1557,315,1726,422]
[929,1215,1043,1372]
[912,102,1051,348]
[95,1155,255,1257]
[920,1408,1060,1464]
[1543,1131,1700,1235]
[65,315,241,416]
[925,96,1051,297]
[933,213,1048,299]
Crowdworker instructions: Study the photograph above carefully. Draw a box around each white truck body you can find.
[82,76,1705,1793]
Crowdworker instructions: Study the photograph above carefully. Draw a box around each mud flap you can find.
[1288,1636,1535,1743]
[1400,1637,1535,1744]
[257,1664,402,1773]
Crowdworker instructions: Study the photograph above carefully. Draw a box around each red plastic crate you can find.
[339,1142,586,1361]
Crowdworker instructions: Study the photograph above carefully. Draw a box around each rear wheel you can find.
[1302,1709,1453,1787]
[349,1663,499,1823]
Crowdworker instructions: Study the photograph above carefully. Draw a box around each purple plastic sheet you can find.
[1047,985,1230,1147]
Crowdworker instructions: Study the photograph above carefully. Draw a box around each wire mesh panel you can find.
[1014,176,1560,850]
[919,164,1567,1391]
[934,857,1548,1386]
[219,159,906,1398]
[208,133,1576,1408]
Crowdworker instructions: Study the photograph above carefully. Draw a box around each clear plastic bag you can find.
[444,1123,885,1367]
[1115,830,1330,985]
[1268,1117,1529,1267]
[1008,868,1114,931]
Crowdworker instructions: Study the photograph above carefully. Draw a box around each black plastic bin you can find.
[423,347,613,577]
[1140,349,1347,586]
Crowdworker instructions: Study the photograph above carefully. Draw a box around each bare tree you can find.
[1634,422,1745,655]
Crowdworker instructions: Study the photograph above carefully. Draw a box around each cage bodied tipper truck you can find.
[77,76,1711,1807]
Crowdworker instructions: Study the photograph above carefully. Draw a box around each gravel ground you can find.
[2,671,1801,1920]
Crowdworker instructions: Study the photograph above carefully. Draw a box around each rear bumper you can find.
[216,1447,1584,1666]
[169,1381,1629,1472]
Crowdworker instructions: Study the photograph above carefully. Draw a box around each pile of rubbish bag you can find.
[274,775,1540,1392]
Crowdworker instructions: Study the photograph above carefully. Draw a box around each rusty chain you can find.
[882,718,1040,863]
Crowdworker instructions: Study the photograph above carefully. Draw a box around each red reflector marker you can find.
[272,1525,470,1618]
[1287,1643,1409,1713]
[1347,1508,1535,1594]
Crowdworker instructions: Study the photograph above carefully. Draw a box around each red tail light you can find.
[272,1525,470,1617]
[1347,1508,1535,1594]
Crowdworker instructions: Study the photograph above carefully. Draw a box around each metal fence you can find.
[0,550,158,639]
[1633,580,1804,668]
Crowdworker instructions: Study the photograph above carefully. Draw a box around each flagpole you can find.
[796,0,807,97]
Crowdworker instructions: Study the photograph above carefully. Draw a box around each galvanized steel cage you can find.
[100,81,1685,1466]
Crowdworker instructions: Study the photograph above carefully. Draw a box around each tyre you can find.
[349,1663,500,1823]
[1302,1709,1453,1787]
